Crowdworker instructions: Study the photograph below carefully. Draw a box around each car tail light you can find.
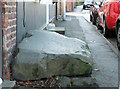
[97,9,99,13]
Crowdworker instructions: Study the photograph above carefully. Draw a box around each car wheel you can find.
[83,5,86,9]
[117,22,120,50]
[92,15,96,25]
[96,16,102,30]
[90,15,92,22]
[103,19,109,38]
[96,16,100,29]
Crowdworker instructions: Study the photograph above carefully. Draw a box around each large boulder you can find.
[12,30,93,81]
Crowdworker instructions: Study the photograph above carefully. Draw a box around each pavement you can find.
[0,80,15,89]
[55,6,118,87]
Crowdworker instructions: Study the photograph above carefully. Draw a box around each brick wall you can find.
[58,0,76,16]
[2,0,16,79]
[58,1,62,15]
[66,1,72,12]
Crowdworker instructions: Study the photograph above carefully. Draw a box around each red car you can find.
[97,0,120,37]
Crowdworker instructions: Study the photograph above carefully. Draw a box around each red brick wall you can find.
[66,1,72,12]
[66,0,77,12]
[58,0,76,14]
[58,1,72,15]
[58,1,62,15]
[2,0,16,79]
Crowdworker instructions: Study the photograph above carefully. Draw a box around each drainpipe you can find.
[23,1,26,27]
[63,0,66,20]
[46,2,49,24]
[55,2,58,20]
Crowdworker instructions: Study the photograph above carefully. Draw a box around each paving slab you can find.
[0,80,16,89]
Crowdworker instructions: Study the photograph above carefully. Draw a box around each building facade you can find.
[0,0,55,83]
[58,0,77,16]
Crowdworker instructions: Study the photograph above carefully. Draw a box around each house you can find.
[66,0,77,12]
[0,0,56,86]
[57,0,77,16]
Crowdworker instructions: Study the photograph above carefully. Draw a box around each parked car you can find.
[83,0,93,9]
[90,1,101,25]
[97,0,120,38]
[116,15,120,50]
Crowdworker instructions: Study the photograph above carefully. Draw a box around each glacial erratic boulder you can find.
[12,30,93,81]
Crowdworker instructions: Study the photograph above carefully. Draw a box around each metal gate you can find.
[0,1,2,79]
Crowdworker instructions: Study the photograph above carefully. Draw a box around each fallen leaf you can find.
[25,81,30,85]
[18,82,24,85]
[94,68,99,71]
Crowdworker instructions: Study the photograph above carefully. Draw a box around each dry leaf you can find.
[94,68,99,71]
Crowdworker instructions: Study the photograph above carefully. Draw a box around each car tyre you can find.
[83,5,86,9]
[90,15,92,22]
[96,16,101,29]
[103,19,109,38]
[92,15,96,25]
[117,22,120,50]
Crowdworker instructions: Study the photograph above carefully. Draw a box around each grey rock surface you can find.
[59,76,71,87]
[72,77,98,87]
[12,30,93,81]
